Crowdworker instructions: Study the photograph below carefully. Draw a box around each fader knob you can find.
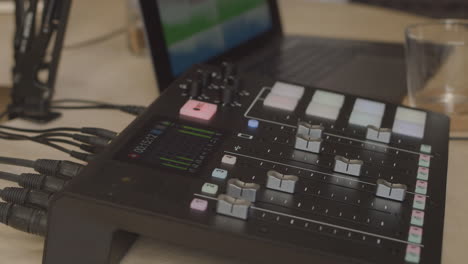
[222,86,235,105]
[200,70,212,88]
[221,62,237,79]
[189,80,202,98]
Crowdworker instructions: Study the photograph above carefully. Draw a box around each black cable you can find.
[47,138,82,148]
[0,125,117,139]
[51,99,146,116]
[64,27,126,50]
[0,157,83,178]
[0,202,47,236]
[0,125,81,133]
[450,137,468,141]
[0,187,53,209]
[0,131,93,162]
[0,156,35,168]
[0,171,20,182]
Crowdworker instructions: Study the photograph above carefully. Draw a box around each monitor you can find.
[140,0,281,90]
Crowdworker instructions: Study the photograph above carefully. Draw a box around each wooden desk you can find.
[0,0,466,263]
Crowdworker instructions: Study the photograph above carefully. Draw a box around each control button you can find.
[179,100,218,121]
[349,111,383,128]
[216,194,251,220]
[237,133,253,140]
[420,144,432,154]
[353,98,386,116]
[306,102,341,120]
[333,156,363,177]
[212,168,228,180]
[222,86,236,105]
[418,154,430,168]
[190,198,208,212]
[221,155,237,166]
[375,179,407,202]
[417,167,429,181]
[270,82,305,99]
[226,178,260,202]
[311,90,345,108]
[248,119,259,128]
[395,107,427,125]
[264,93,299,112]
[266,170,299,194]
[189,80,202,98]
[199,70,212,88]
[413,194,426,210]
[202,183,219,196]
[297,122,324,138]
[393,107,427,139]
[366,126,392,144]
[408,226,423,244]
[405,245,421,263]
[295,134,323,153]
[415,180,428,195]
[221,62,237,79]
[411,210,425,227]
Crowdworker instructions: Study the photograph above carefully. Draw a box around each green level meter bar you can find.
[181,125,215,135]
[160,157,191,166]
[176,156,194,162]
[161,163,188,171]
[178,129,212,139]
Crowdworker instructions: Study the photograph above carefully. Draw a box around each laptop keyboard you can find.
[246,39,355,85]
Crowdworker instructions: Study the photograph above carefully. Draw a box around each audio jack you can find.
[0,202,47,236]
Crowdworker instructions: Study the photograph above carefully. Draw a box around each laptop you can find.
[140,0,407,103]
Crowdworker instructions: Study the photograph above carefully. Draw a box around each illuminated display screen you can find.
[157,0,272,75]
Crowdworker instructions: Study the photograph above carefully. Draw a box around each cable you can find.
[0,125,117,139]
[0,202,47,236]
[0,156,35,168]
[0,187,52,209]
[64,27,126,50]
[0,171,20,182]
[0,131,94,162]
[51,99,147,116]
[450,137,468,141]
[0,156,84,178]
[0,171,68,192]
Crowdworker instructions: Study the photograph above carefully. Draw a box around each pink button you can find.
[416,180,428,188]
[190,198,208,211]
[413,194,426,210]
[419,154,430,161]
[418,167,429,174]
[410,226,423,236]
[180,100,218,120]
[406,244,421,255]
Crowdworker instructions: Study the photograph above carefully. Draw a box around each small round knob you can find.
[221,62,237,80]
[189,80,202,98]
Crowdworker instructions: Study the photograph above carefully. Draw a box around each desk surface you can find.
[0,0,467,263]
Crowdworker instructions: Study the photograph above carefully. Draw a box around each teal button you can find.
[212,168,228,179]
[408,226,423,244]
[418,155,430,167]
[411,210,425,226]
[202,183,218,195]
[413,195,426,210]
[405,245,421,263]
[417,167,429,180]
[420,144,432,154]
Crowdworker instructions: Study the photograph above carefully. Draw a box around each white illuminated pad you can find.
[393,107,427,138]
[394,107,427,125]
[353,98,385,116]
[264,94,299,112]
[311,90,345,108]
[349,111,383,127]
[306,103,341,120]
[271,82,305,99]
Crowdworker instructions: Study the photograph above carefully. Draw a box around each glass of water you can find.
[405,20,468,116]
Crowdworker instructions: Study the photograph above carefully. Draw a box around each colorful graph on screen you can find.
[157,0,272,75]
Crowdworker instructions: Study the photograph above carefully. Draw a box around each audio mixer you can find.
[43,63,449,264]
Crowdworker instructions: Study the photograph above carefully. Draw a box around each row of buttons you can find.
[404,144,431,263]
